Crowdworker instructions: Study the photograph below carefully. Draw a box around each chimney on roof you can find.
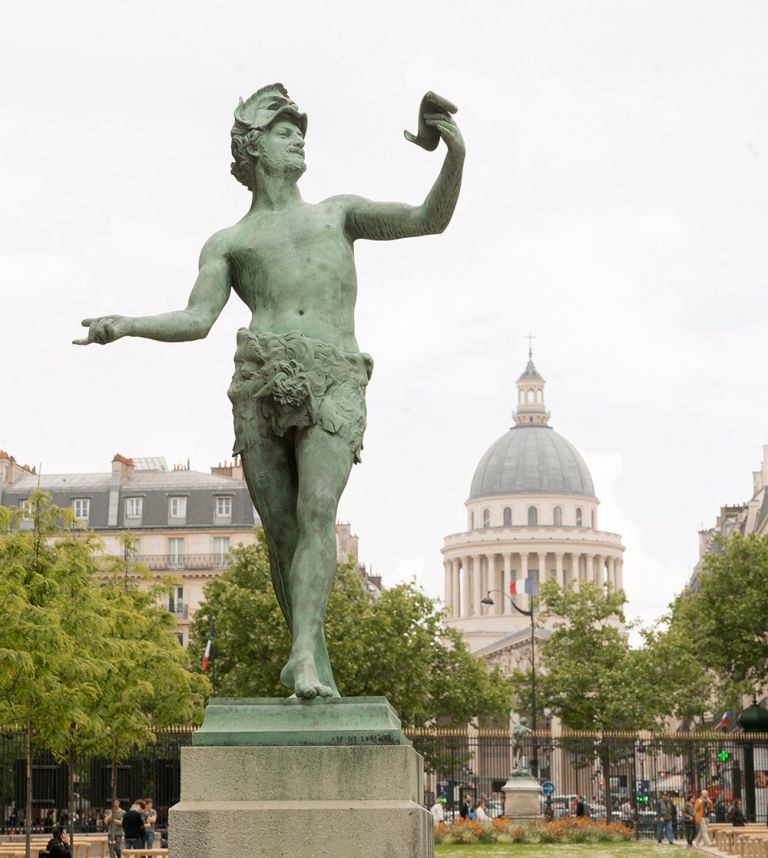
[0,452,29,486]
[210,456,244,480]
[112,453,135,481]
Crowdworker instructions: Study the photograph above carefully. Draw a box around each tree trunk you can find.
[68,744,76,846]
[25,716,32,858]
[111,745,118,804]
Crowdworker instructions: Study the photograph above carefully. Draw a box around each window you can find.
[527,389,534,403]
[215,496,232,517]
[175,632,185,646]
[213,536,230,568]
[169,496,187,519]
[527,506,538,526]
[125,497,143,519]
[576,507,583,527]
[168,538,185,569]
[168,585,185,616]
[503,507,512,527]
[73,498,90,523]
[591,510,595,529]
[482,508,490,528]
[18,499,31,519]
[469,511,475,530]
[553,506,562,526]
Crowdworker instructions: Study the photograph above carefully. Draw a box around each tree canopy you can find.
[189,537,512,728]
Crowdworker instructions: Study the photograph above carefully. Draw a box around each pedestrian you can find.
[620,798,633,829]
[655,791,675,844]
[575,795,586,817]
[682,794,696,846]
[694,789,714,847]
[121,800,145,851]
[142,798,157,849]
[105,800,124,858]
[46,824,72,858]
[728,799,747,826]
[474,799,490,823]
[459,795,471,821]
[429,798,445,827]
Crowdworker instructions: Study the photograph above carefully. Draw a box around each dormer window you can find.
[528,506,538,526]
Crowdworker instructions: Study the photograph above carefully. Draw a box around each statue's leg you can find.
[279,425,354,699]
[240,435,299,628]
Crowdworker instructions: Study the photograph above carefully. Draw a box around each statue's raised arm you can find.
[335,92,464,242]
[72,232,231,345]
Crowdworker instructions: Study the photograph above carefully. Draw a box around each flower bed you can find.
[434,816,634,845]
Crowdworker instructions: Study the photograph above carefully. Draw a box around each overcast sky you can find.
[2,0,767,635]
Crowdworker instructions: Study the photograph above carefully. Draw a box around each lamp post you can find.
[480,589,538,774]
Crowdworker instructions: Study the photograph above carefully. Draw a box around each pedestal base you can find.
[169,698,433,858]
[502,774,543,821]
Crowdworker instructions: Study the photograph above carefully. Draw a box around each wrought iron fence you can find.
[405,729,768,838]
[2,727,767,839]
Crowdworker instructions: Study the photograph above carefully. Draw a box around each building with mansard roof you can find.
[441,352,625,670]
[0,451,380,645]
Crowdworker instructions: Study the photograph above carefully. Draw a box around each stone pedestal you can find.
[169,697,433,858]
[502,773,543,821]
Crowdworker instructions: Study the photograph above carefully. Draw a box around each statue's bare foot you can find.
[281,652,333,699]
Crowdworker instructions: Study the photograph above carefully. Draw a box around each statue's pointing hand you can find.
[73,316,132,345]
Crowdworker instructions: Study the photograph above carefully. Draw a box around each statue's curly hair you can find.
[230,83,289,191]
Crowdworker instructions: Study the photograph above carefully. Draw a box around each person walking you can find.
[121,800,145,851]
[459,795,471,821]
[105,800,124,858]
[575,796,586,817]
[142,798,157,849]
[474,799,490,823]
[694,789,714,847]
[620,798,633,829]
[429,798,445,827]
[682,794,696,847]
[655,792,675,844]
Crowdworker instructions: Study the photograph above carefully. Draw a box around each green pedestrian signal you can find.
[717,749,730,762]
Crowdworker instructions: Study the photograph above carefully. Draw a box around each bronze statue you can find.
[74,84,464,699]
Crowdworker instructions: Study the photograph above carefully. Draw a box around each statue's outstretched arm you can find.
[337,113,465,242]
[73,233,231,346]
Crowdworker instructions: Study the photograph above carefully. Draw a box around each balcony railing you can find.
[112,553,230,571]
[167,604,189,619]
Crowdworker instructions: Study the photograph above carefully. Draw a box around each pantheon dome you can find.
[442,352,625,657]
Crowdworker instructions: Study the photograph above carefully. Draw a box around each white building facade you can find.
[442,353,625,656]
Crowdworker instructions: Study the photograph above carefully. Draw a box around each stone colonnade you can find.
[443,550,624,619]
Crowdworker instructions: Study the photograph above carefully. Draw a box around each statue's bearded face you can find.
[256,120,306,180]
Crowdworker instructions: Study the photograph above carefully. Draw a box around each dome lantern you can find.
[514,347,549,426]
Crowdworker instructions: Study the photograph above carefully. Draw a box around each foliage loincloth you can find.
[228,328,373,463]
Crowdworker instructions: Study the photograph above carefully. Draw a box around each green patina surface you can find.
[75,84,464,703]
[192,695,405,746]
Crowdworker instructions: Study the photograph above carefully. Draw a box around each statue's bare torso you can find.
[222,198,359,353]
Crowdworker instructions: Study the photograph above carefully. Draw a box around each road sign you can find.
[542,781,555,795]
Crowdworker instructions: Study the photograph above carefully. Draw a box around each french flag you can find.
[201,625,215,672]
[510,578,537,595]
[717,710,733,730]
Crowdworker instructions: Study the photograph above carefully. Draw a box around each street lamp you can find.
[480,589,538,773]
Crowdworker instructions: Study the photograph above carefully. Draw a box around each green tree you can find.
[653,533,768,719]
[0,494,109,856]
[509,581,660,820]
[189,537,511,729]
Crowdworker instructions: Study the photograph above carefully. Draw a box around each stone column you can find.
[451,559,461,617]
[606,557,615,591]
[462,556,472,618]
[616,557,624,590]
[584,554,593,585]
[555,552,564,588]
[594,555,603,588]
[487,553,499,614]
[571,553,580,590]
[443,560,451,612]
[501,553,512,615]
[520,551,529,610]
[538,552,547,586]
[472,555,483,617]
